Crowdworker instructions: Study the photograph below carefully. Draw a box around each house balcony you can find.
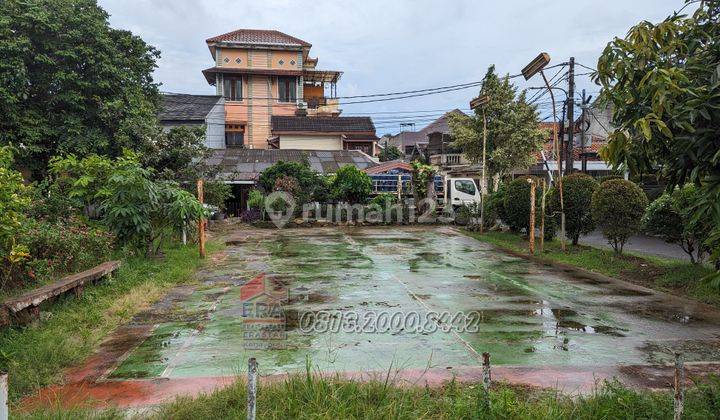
[430,153,470,167]
[304,96,341,117]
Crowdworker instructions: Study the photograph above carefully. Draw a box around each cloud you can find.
[99,0,686,132]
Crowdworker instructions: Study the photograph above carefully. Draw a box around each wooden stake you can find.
[540,179,546,253]
[528,179,536,255]
[674,353,684,420]
[197,179,206,259]
[247,357,258,420]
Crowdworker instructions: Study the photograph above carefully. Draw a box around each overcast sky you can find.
[99,0,688,134]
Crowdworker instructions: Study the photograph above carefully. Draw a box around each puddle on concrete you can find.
[107,227,720,379]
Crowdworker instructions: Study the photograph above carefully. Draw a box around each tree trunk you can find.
[425,177,437,215]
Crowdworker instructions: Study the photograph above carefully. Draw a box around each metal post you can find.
[197,180,206,259]
[566,57,575,175]
[528,178,536,255]
[482,352,491,390]
[247,358,258,420]
[0,373,7,420]
[540,70,566,251]
[479,108,488,234]
[674,353,684,420]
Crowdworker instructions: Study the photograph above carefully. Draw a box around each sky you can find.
[99,0,689,135]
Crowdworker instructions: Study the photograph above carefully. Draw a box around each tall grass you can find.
[19,373,720,419]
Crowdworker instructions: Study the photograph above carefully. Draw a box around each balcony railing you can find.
[430,153,469,166]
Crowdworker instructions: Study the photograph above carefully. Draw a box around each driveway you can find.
[24,226,720,409]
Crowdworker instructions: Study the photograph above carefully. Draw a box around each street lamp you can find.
[521,53,566,252]
[470,95,490,233]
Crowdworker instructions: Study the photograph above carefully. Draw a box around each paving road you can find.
[579,230,689,261]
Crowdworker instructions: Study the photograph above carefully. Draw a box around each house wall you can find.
[217,48,303,70]
[205,97,226,149]
[217,46,305,149]
[278,134,343,150]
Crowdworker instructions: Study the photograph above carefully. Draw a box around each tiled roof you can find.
[272,116,375,133]
[419,109,466,135]
[364,160,412,174]
[204,149,377,182]
[158,94,222,122]
[343,133,379,141]
[206,29,311,47]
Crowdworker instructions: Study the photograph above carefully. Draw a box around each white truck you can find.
[369,173,482,210]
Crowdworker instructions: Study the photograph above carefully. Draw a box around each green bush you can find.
[501,177,554,238]
[330,165,372,204]
[258,160,323,205]
[549,173,599,245]
[378,145,403,162]
[0,146,31,289]
[247,190,264,210]
[19,218,114,282]
[643,184,710,263]
[591,179,648,254]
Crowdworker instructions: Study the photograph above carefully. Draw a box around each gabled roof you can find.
[158,94,222,122]
[204,149,377,181]
[271,116,375,133]
[206,29,311,48]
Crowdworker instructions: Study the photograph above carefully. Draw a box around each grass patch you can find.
[18,373,720,419]
[0,241,222,402]
[465,231,719,306]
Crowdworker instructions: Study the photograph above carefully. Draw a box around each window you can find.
[223,77,242,101]
[454,180,476,195]
[278,76,297,102]
[225,124,245,148]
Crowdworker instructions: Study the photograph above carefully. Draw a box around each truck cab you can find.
[445,177,482,209]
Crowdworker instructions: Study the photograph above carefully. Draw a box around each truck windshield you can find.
[454,180,476,195]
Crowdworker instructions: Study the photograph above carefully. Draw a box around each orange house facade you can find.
[202,29,343,150]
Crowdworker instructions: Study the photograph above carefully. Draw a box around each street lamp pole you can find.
[470,95,491,233]
[522,53,566,252]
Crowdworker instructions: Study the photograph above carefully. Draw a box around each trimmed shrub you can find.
[549,173,599,245]
[330,165,372,204]
[591,179,648,255]
[643,184,710,263]
[502,177,555,239]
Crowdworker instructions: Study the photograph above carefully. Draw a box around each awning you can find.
[302,69,342,84]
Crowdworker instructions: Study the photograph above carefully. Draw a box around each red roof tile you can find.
[206,29,311,47]
[364,160,413,175]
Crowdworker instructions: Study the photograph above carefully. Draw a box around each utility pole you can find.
[557,101,567,176]
[565,57,575,175]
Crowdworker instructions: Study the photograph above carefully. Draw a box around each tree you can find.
[591,179,648,255]
[0,0,160,176]
[140,126,232,210]
[258,160,324,205]
[448,66,546,177]
[379,145,403,162]
[410,161,437,214]
[596,1,720,270]
[549,173,599,245]
[330,165,372,204]
[643,184,710,264]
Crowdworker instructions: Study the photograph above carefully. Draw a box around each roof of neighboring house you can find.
[204,149,378,182]
[206,29,311,47]
[158,94,223,123]
[342,133,379,141]
[364,160,413,175]
[419,109,466,135]
[271,116,375,133]
[388,109,466,148]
